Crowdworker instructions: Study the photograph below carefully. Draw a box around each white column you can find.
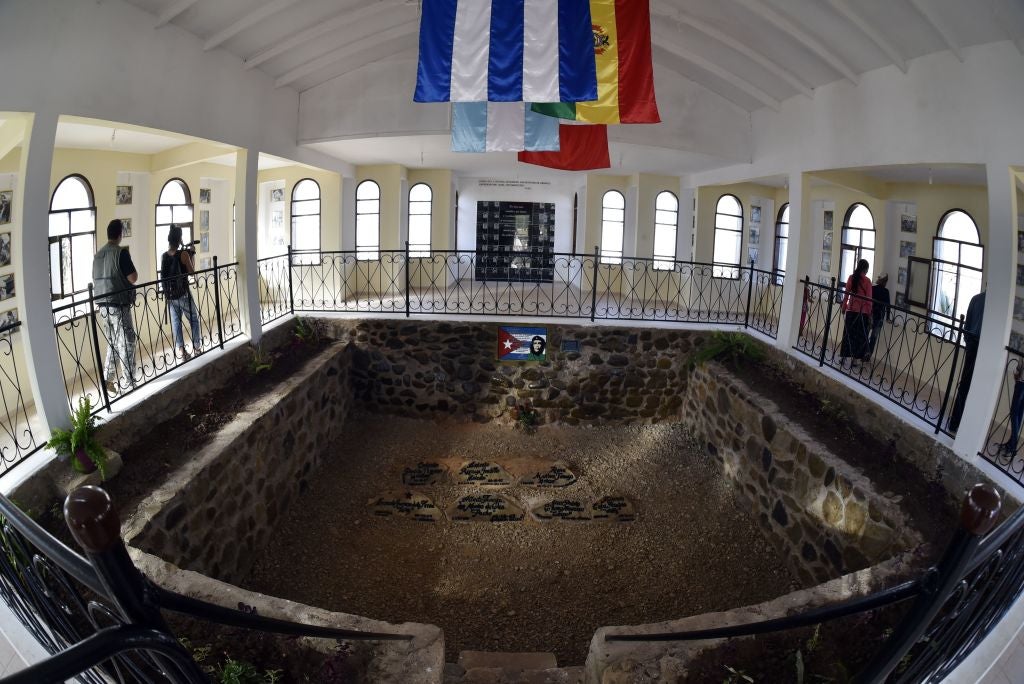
[341,176,356,252]
[17,112,69,432]
[234,149,263,343]
[624,185,639,258]
[776,171,811,349]
[952,163,1019,456]
[678,186,695,262]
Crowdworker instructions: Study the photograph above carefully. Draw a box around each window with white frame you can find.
[356,180,380,260]
[155,179,193,273]
[839,203,875,282]
[600,190,624,264]
[713,194,743,278]
[653,191,678,270]
[773,203,789,285]
[931,209,983,336]
[49,174,96,307]
[291,178,320,265]
[408,183,432,257]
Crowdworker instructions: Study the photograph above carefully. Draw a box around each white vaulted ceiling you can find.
[120,0,1024,173]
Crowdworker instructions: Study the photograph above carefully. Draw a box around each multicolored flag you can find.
[497,326,548,362]
[415,0,598,103]
[517,124,610,171]
[532,0,659,124]
[452,102,560,152]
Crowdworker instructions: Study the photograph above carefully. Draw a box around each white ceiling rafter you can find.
[243,0,400,70]
[274,20,419,88]
[908,0,964,62]
[731,0,859,85]
[204,0,303,51]
[824,0,907,73]
[155,0,203,28]
[319,45,419,83]
[994,0,1024,55]
[653,6,813,98]
[652,29,781,111]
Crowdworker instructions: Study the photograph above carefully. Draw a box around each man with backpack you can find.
[92,219,138,395]
[162,225,202,360]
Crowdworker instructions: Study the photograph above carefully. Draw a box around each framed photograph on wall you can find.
[899,240,916,258]
[895,292,907,309]
[0,190,12,225]
[120,218,132,238]
[0,308,17,335]
[0,274,14,300]
[822,231,833,250]
[199,188,211,204]
[1018,265,1024,288]
[823,210,833,232]
[906,256,931,308]
[1011,331,1024,352]
[898,266,908,287]
[270,188,284,203]
[200,210,209,229]
[820,252,831,272]
[116,185,133,205]
[751,205,761,224]
[200,232,209,252]
[1015,297,1024,322]
[0,232,10,268]
[900,214,917,233]
[1018,230,1024,253]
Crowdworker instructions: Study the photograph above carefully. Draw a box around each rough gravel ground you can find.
[243,414,799,666]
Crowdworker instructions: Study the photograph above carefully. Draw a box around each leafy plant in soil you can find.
[688,331,766,369]
[512,400,539,433]
[46,396,108,478]
[248,344,275,375]
[293,317,325,346]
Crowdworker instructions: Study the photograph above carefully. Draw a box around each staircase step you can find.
[461,667,582,684]
[458,651,558,671]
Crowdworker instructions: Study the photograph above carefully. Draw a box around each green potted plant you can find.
[46,396,107,478]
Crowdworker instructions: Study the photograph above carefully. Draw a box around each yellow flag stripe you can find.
[576,0,620,125]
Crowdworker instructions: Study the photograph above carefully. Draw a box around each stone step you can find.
[457,651,558,671]
[447,666,583,684]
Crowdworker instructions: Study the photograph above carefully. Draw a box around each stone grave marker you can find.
[520,461,577,487]
[590,496,636,522]
[531,499,591,522]
[369,492,443,522]
[448,494,524,522]
[402,462,447,486]
[456,461,514,486]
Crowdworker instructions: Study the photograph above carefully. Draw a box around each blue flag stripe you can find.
[524,106,560,151]
[558,0,598,103]
[488,0,525,102]
[414,0,458,102]
[451,102,488,152]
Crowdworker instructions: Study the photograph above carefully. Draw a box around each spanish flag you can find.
[532,0,659,124]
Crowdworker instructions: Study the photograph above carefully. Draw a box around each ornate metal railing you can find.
[0,486,411,683]
[794,277,965,437]
[52,259,244,416]
[977,347,1024,484]
[0,321,43,475]
[291,248,783,336]
[607,484,1020,684]
[257,252,292,325]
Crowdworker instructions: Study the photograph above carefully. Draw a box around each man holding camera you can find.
[162,224,202,360]
[92,219,138,395]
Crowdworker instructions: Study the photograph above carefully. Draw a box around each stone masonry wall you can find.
[122,341,352,584]
[687,363,922,587]
[328,320,702,426]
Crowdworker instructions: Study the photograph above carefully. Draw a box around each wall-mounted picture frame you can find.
[748,247,759,263]
[895,292,907,309]
[0,190,11,225]
[748,227,759,245]
[1015,297,1024,322]
[900,214,917,233]
[120,218,132,238]
[200,232,209,253]
[751,205,761,224]
[199,188,211,204]
[1018,265,1024,288]
[822,231,833,250]
[906,256,931,308]
[1011,331,1024,353]
[820,252,831,272]
[0,274,14,300]
[270,188,284,203]
[899,240,916,258]
[200,210,209,229]
[897,266,908,287]
[0,308,17,335]
[116,185,133,205]
[823,210,833,232]
[1018,230,1024,253]
[0,232,10,268]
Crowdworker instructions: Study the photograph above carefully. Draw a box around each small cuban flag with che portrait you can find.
[497,326,547,362]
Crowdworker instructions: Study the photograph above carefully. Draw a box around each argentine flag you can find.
[415,0,598,103]
[452,102,560,152]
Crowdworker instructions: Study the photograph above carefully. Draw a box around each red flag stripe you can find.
[517,124,610,171]
[615,0,660,124]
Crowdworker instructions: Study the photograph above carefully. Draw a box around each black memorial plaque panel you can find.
[520,461,577,487]
[369,492,443,522]
[456,461,514,486]
[402,462,447,486]
[475,201,555,283]
[448,494,525,522]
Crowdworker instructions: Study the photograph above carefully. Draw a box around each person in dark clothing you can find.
[865,274,891,360]
[839,259,872,368]
[948,290,986,433]
[91,219,138,395]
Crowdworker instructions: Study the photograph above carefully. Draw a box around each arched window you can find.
[773,203,790,285]
[356,180,380,260]
[291,179,320,265]
[408,183,432,257]
[931,210,983,333]
[155,179,193,272]
[49,174,96,304]
[713,194,743,278]
[600,190,624,264]
[839,203,875,282]
[653,191,678,270]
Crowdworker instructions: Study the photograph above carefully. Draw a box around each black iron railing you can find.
[795,277,966,437]
[0,321,43,475]
[978,347,1024,484]
[257,251,292,325]
[606,484,1018,684]
[0,486,411,683]
[52,259,243,417]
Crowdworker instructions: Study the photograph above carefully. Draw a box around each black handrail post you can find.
[87,284,111,413]
[404,240,411,318]
[744,261,754,329]
[286,244,295,314]
[63,486,207,683]
[856,484,1001,684]
[212,256,225,351]
[590,245,599,322]
[935,314,966,434]
[819,277,836,367]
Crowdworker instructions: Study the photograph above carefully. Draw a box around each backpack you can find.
[161,251,188,299]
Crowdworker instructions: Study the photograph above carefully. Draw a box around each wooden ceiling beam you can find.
[155,0,203,28]
[825,0,907,74]
[204,0,303,51]
[908,0,964,62]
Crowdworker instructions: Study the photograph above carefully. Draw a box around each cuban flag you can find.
[415,0,598,103]
[497,326,548,362]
